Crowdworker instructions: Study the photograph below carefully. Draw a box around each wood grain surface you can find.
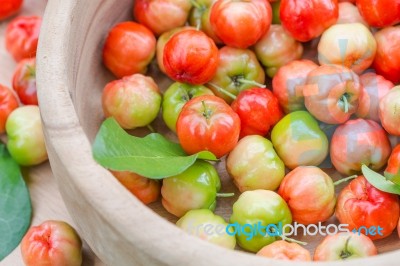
[0,1,103,265]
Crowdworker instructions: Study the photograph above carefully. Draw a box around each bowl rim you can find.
[36,0,400,265]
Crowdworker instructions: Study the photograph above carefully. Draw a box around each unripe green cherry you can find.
[176,209,236,249]
[162,82,214,132]
[227,135,285,192]
[6,105,48,166]
[230,190,292,252]
[162,160,221,217]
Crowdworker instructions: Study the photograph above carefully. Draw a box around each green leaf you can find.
[384,171,400,185]
[92,118,217,179]
[0,144,32,260]
[362,165,400,195]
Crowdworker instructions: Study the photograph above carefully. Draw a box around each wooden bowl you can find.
[36,0,400,265]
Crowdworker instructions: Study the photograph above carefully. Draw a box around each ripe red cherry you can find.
[210,0,272,48]
[12,58,37,105]
[356,0,400,28]
[5,16,42,62]
[177,95,240,158]
[0,0,23,20]
[231,87,284,138]
[163,29,219,85]
[102,21,156,78]
[133,0,192,36]
[280,0,338,42]
[372,26,400,84]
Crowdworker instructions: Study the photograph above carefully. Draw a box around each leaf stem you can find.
[333,175,357,186]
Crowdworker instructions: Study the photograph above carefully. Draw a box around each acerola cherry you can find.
[102,21,156,78]
[356,0,400,28]
[177,95,240,158]
[210,0,272,48]
[12,58,37,105]
[231,87,283,138]
[133,0,192,36]
[163,29,219,85]
[280,0,338,42]
[5,16,42,62]
[21,220,82,266]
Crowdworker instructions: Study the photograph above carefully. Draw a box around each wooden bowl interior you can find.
[37,0,400,265]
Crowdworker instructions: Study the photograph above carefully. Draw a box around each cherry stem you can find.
[279,234,308,246]
[189,0,206,31]
[195,18,201,31]
[190,0,203,9]
[341,94,349,113]
[147,124,155,133]
[201,100,212,121]
[216,192,235,198]
[207,83,237,100]
[340,237,352,260]
[26,65,36,77]
[333,175,357,186]
[236,78,266,88]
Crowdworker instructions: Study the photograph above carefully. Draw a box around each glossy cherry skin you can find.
[272,59,318,113]
[5,16,41,62]
[336,176,400,240]
[210,0,272,48]
[0,0,23,20]
[372,26,400,84]
[207,46,265,103]
[356,0,400,28]
[176,95,240,158]
[21,220,82,266]
[356,72,393,122]
[231,87,283,138]
[314,232,377,261]
[0,84,19,133]
[379,86,400,136]
[102,21,156,78]
[163,29,219,85]
[280,0,338,42]
[102,74,162,129]
[111,171,160,205]
[156,26,192,74]
[303,64,363,124]
[12,57,37,105]
[330,119,391,175]
[133,0,192,36]
[278,166,336,225]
